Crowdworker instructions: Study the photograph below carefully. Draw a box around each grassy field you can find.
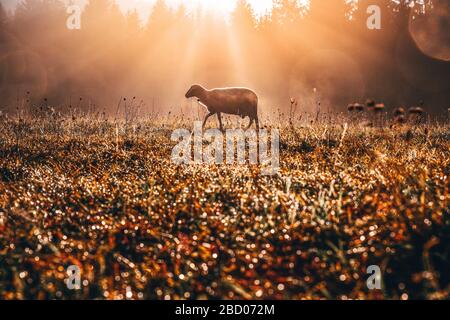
[0,114,449,300]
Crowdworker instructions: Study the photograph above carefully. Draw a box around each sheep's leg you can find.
[245,117,254,130]
[202,112,215,129]
[217,113,224,132]
[255,117,260,163]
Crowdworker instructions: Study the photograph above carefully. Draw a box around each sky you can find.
[2,0,276,19]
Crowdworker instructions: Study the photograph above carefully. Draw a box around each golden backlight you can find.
[141,0,275,17]
[1,0,446,114]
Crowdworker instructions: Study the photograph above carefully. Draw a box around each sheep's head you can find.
[366,99,376,110]
[394,107,406,116]
[185,84,205,99]
[409,107,424,115]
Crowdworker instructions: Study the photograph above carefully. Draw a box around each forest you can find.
[0,0,448,116]
[0,0,449,301]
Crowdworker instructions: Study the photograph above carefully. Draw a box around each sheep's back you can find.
[207,88,258,116]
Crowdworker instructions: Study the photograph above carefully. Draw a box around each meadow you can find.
[0,110,448,300]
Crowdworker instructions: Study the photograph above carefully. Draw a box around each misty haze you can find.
[0,0,449,303]
[0,0,448,116]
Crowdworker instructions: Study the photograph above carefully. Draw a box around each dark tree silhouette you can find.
[13,0,66,44]
[271,0,305,27]
[0,1,6,27]
[0,0,447,114]
[146,0,175,37]
[232,0,256,31]
[126,9,141,33]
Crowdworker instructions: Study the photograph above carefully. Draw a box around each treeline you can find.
[0,0,448,116]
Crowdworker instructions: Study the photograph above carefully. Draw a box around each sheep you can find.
[408,106,426,125]
[408,106,425,115]
[394,107,406,117]
[395,115,406,124]
[366,99,376,111]
[347,103,364,123]
[354,103,364,112]
[374,103,385,113]
[393,107,406,125]
[370,103,386,127]
[185,84,259,132]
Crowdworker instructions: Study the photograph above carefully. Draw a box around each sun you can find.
[190,0,236,14]
[162,0,274,17]
[247,0,275,16]
[161,0,233,16]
